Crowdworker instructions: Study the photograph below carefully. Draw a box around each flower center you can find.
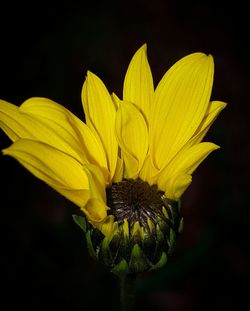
[106,178,166,233]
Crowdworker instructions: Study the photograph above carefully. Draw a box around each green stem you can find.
[120,275,136,311]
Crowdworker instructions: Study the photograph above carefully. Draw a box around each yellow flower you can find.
[0,45,226,273]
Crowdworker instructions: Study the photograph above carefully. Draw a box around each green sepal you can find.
[111,259,129,277]
[158,219,169,235]
[130,229,141,246]
[162,205,169,219]
[72,214,87,233]
[129,244,149,274]
[177,199,181,213]
[167,228,176,255]
[111,232,130,263]
[178,217,184,234]
[86,230,98,259]
[142,233,156,261]
[168,201,176,219]
[99,236,112,266]
[156,224,165,244]
[150,251,167,271]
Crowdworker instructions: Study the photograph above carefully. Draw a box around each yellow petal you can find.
[139,154,159,185]
[3,139,90,207]
[85,164,107,202]
[172,142,220,175]
[53,187,90,209]
[111,92,121,110]
[167,174,192,200]
[21,97,108,170]
[84,198,109,222]
[157,101,227,182]
[157,142,219,195]
[115,99,148,178]
[0,100,20,141]
[78,164,108,222]
[82,71,118,180]
[0,98,107,171]
[123,44,154,125]
[112,156,124,183]
[189,100,227,146]
[151,53,214,170]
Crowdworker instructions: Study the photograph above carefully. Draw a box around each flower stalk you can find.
[120,275,136,311]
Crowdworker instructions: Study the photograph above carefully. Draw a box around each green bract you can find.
[73,199,183,277]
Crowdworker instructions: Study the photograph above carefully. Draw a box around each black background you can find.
[0,1,249,310]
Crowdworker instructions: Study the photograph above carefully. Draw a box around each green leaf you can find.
[72,214,87,233]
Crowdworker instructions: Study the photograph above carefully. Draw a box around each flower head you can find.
[0,44,226,275]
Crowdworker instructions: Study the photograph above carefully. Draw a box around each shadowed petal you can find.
[139,154,159,185]
[85,199,109,223]
[112,157,124,182]
[115,99,148,178]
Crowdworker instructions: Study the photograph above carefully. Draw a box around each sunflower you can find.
[0,44,226,274]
